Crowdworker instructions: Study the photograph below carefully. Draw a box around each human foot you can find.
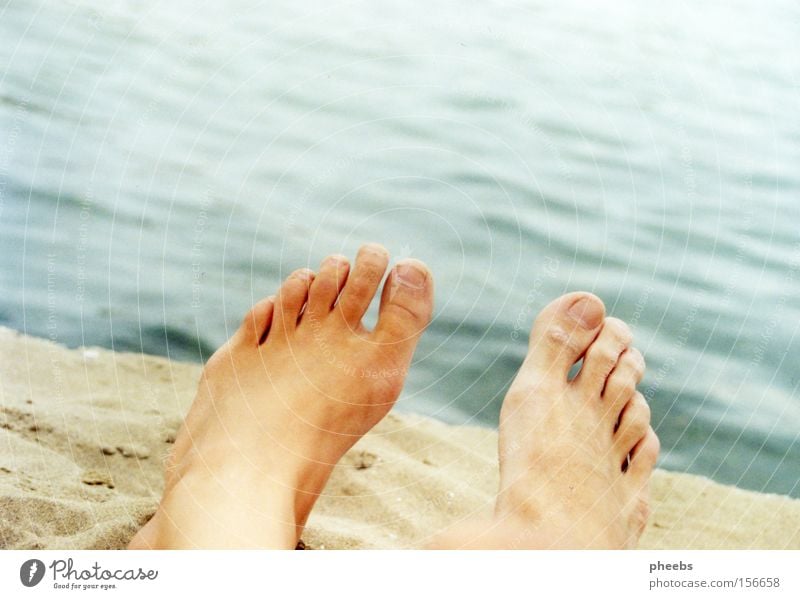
[492,292,658,548]
[129,244,434,548]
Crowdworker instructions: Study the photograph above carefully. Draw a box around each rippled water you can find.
[1,0,799,496]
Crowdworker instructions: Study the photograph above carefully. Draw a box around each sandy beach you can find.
[1,325,798,550]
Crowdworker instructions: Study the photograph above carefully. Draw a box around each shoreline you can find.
[1,326,798,549]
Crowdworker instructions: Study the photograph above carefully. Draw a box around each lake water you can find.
[1,0,799,497]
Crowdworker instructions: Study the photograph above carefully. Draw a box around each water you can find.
[1,0,799,497]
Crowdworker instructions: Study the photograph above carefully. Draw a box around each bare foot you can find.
[129,244,434,548]
[432,293,658,549]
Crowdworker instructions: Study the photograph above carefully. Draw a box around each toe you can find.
[305,254,350,322]
[335,243,390,328]
[272,268,315,337]
[234,296,275,346]
[525,292,606,379]
[575,318,633,398]
[614,392,651,469]
[628,426,660,479]
[602,347,645,417]
[374,259,434,352]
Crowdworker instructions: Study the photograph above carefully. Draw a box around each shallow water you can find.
[1,0,799,496]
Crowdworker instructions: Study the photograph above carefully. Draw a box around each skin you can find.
[432,293,659,549]
[130,244,434,548]
[129,246,658,549]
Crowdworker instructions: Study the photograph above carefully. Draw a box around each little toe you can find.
[234,296,275,346]
[305,254,350,322]
[602,347,645,417]
[627,427,660,479]
[335,243,390,328]
[614,392,651,469]
[575,317,633,398]
[374,259,434,354]
[272,268,315,337]
[525,292,606,379]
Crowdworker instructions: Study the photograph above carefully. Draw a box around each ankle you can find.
[141,468,302,548]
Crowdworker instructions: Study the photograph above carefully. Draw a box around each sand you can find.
[1,325,798,550]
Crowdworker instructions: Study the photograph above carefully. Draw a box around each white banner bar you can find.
[1,550,797,598]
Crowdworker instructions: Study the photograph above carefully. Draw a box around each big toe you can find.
[374,259,434,354]
[525,292,605,379]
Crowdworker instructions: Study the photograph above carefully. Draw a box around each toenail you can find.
[324,254,348,266]
[395,261,427,289]
[567,296,604,329]
[291,268,315,281]
[360,242,388,256]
